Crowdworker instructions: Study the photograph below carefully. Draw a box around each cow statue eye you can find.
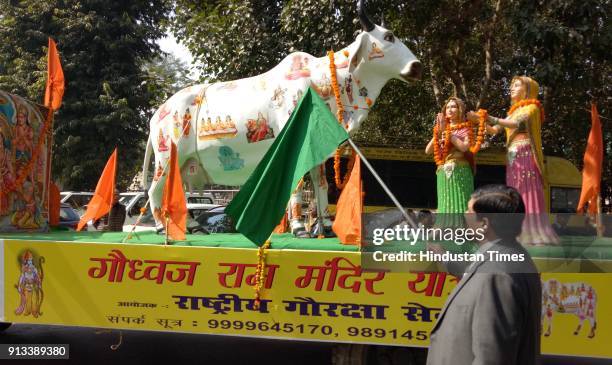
[384,32,395,43]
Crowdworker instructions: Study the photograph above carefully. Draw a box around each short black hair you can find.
[470,184,525,240]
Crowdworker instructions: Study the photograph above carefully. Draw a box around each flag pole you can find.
[164,214,170,246]
[346,139,418,229]
[596,194,603,237]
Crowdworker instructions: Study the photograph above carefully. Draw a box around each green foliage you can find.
[0,0,171,190]
[0,0,609,202]
[142,53,195,110]
[173,0,611,202]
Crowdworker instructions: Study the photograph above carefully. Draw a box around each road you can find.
[0,324,610,365]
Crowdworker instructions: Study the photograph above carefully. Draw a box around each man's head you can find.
[465,185,525,241]
[418,209,434,228]
[113,189,120,204]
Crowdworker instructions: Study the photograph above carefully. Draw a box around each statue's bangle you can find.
[488,116,500,125]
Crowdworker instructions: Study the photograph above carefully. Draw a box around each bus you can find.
[325,146,581,214]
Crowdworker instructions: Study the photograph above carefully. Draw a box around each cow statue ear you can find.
[348,32,368,74]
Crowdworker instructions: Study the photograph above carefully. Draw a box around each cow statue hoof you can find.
[294,229,311,238]
[323,225,336,238]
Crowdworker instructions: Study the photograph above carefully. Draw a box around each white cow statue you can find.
[142,1,422,235]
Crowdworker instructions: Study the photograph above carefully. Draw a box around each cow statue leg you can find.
[288,189,308,237]
[147,155,167,230]
[309,164,333,237]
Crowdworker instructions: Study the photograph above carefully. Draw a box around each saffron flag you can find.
[332,155,363,245]
[226,87,349,245]
[44,38,65,111]
[77,149,117,231]
[577,103,603,214]
[161,142,187,241]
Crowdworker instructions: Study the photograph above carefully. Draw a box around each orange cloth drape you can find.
[44,38,65,111]
[577,103,603,214]
[161,142,187,240]
[332,155,363,245]
[48,182,60,226]
[273,211,288,233]
[77,149,117,231]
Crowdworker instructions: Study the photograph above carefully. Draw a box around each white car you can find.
[60,191,94,215]
[122,200,222,233]
[121,191,217,218]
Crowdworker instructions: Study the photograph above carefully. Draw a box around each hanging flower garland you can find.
[469,109,487,154]
[432,109,487,165]
[507,99,544,122]
[328,50,356,190]
[253,239,271,309]
[433,119,452,166]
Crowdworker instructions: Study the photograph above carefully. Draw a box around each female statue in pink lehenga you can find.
[468,76,559,245]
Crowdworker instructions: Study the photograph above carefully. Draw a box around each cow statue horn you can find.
[357,0,375,32]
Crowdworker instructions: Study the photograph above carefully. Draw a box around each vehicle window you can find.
[207,214,225,225]
[189,209,206,219]
[129,197,147,216]
[551,187,580,213]
[64,195,92,210]
[187,197,214,204]
[119,196,132,204]
[60,207,79,221]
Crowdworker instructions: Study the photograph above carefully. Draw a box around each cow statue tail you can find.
[142,134,153,190]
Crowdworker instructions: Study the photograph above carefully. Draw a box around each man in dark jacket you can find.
[427,185,541,365]
[95,189,126,232]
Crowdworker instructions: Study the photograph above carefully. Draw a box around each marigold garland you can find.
[328,50,355,190]
[433,119,452,166]
[507,99,544,122]
[469,109,487,154]
[432,109,487,165]
[253,239,271,309]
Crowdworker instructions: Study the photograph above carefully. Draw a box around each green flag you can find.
[226,87,349,245]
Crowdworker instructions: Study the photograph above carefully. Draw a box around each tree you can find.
[142,53,195,111]
[171,0,287,81]
[171,0,611,205]
[0,0,172,189]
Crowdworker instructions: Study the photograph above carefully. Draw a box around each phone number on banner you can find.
[207,319,429,341]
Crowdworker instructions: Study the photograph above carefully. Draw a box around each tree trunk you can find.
[477,0,503,109]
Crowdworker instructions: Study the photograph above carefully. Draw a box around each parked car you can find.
[60,191,93,215]
[190,206,236,234]
[121,191,218,224]
[122,203,222,234]
[59,203,80,230]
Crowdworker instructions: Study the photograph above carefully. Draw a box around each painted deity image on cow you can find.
[542,279,598,339]
[0,91,50,232]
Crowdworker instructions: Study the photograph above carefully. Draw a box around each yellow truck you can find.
[1,230,610,364]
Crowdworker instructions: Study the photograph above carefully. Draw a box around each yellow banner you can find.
[2,239,610,358]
